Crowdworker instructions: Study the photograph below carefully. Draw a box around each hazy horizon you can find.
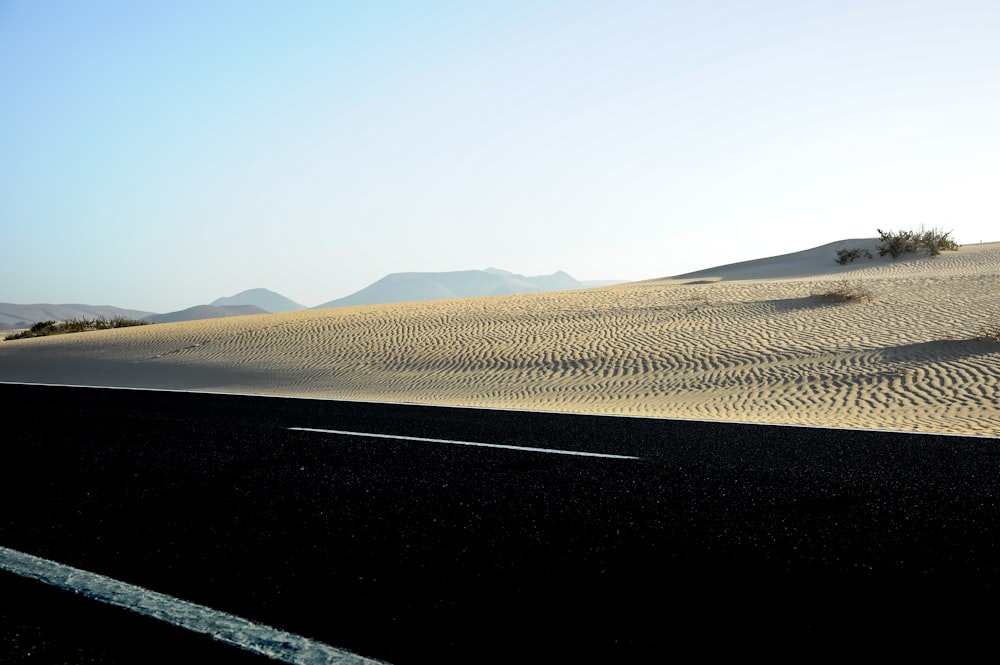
[3,1,999,312]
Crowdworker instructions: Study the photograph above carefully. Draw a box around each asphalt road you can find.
[1,383,999,663]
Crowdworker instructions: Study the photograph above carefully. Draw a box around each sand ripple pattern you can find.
[2,244,998,435]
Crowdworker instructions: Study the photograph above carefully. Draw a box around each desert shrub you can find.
[814,279,875,303]
[62,317,94,333]
[975,322,1000,343]
[877,226,958,258]
[5,329,42,340]
[7,320,61,339]
[101,315,149,329]
[836,248,873,265]
[877,228,916,258]
[919,226,960,255]
[29,320,57,333]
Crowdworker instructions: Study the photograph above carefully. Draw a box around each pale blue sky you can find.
[3,1,998,312]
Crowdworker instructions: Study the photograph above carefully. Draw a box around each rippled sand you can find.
[2,241,998,436]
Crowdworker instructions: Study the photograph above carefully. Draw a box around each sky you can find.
[2,1,999,312]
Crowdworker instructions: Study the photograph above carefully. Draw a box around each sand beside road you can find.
[2,240,998,436]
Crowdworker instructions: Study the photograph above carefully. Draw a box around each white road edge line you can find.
[0,545,388,665]
[289,427,640,460]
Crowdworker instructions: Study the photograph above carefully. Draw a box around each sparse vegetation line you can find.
[835,227,958,266]
[4,316,149,341]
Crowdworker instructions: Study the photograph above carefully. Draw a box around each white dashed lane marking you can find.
[288,428,641,460]
[0,545,388,665]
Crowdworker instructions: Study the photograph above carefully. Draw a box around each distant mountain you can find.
[483,267,584,291]
[143,305,268,324]
[315,269,621,309]
[0,303,155,329]
[210,288,305,313]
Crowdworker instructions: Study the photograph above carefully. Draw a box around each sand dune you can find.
[2,241,998,436]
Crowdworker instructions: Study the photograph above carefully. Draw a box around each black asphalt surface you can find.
[1,382,999,663]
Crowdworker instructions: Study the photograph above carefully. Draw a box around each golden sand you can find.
[2,241,998,436]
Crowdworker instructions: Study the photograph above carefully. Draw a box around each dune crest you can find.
[2,242,998,436]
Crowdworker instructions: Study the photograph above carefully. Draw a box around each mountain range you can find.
[314,268,615,309]
[2,269,622,328]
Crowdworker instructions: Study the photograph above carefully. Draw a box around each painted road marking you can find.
[289,427,640,460]
[0,545,388,665]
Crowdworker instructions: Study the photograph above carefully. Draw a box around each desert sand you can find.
[2,239,998,436]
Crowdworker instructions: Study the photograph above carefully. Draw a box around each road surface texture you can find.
[1,382,998,662]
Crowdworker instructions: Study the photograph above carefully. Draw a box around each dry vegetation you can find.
[813,279,875,303]
[976,322,1000,343]
[877,226,959,258]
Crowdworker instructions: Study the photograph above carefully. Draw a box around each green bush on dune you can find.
[836,227,957,265]
[877,226,959,258]
[4,316,149,341]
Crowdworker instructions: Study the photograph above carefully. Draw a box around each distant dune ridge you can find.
[670,238,886,281]
[2,240,998,436]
